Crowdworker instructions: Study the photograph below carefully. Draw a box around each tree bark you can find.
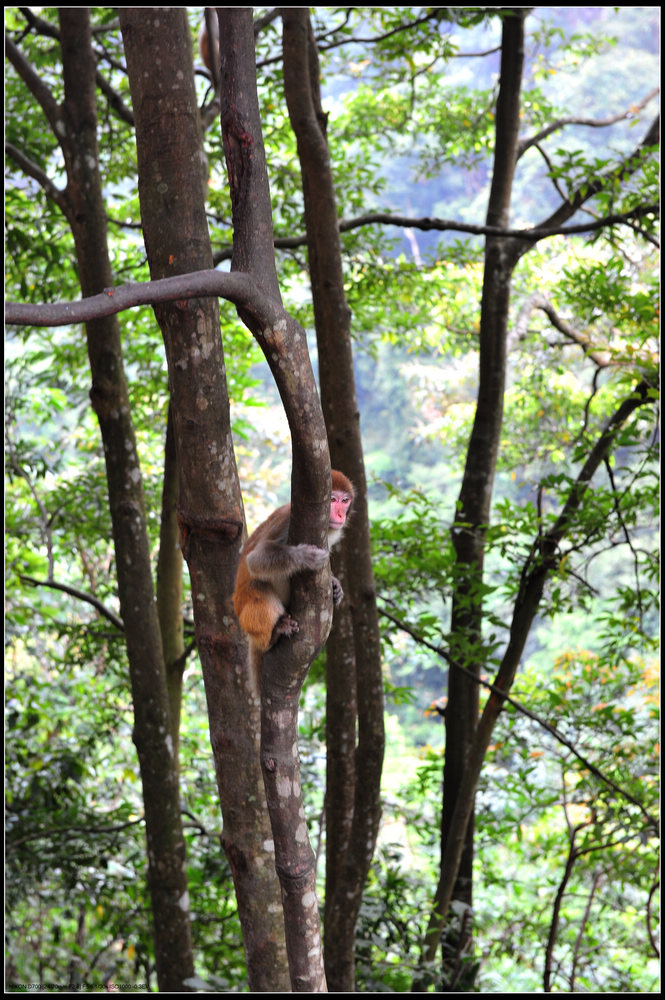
[6,9,196,990]
[118,7,290,991]
[281,9,385,991]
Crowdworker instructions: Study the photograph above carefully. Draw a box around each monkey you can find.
[233,470,354,657]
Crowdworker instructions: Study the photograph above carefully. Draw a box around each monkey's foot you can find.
[332,576,344,605]
[271,614,299,645]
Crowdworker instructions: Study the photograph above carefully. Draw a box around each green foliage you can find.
[5,642,247,990]
[473,650,659,992]
[354,645,659,992]
[356,846,430,992]
[5,643,153,987]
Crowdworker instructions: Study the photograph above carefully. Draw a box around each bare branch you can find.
[343,204,659,244]
[209,203,660,265]
[6,815,144,851]
[518,88,660,159]
[5,269,281,329]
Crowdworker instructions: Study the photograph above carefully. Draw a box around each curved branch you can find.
[543,822,580,992]
[343,204,659,244]
[647,877,661,957]
[10,8,134,126]
[5,269,281,329]
[534,115,660,236]
[5,31,64,137]
[6,815,145,851]
[602,455,647,622]
[513,292,612,367]
[19,574,125,631]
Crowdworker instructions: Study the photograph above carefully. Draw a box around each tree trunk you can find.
[157,403,186,762]
[281,9,385,991]
[12,8,197,990]
[119,7,291,991]
[217,7,341,990]
[436,9,527,988]
[422,11,658,985]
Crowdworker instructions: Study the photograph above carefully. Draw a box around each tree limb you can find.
[19,574,125,631]
[421,377,658,966]
[518,87,660,158]
[5,269,280,328]
[6,816,145,851]
[533,115,660,237]
[5,141,66,209]
[209,203,660,264]
[512,292,613,366]
[5,31,63,134]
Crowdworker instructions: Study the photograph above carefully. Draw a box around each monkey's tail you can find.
[248,643,264,695]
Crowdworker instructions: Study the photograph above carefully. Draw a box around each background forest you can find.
[4,6,660,994]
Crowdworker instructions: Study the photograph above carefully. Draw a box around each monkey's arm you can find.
[246,541,328,581]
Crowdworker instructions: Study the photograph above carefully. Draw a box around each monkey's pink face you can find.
[330,491,352,528]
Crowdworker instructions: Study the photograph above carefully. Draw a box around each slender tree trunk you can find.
[8,9,197,990]
[422,14,658,985]
[281,9,385,991]
[119,8,291,991]
[125,5,334,989]
[157,403,186,761]
[59,12,195,991]
[437,9,527,988]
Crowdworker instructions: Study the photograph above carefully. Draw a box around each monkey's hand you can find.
[332,576,344,605]
[292,544,330,572]
[247,542,329,579]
